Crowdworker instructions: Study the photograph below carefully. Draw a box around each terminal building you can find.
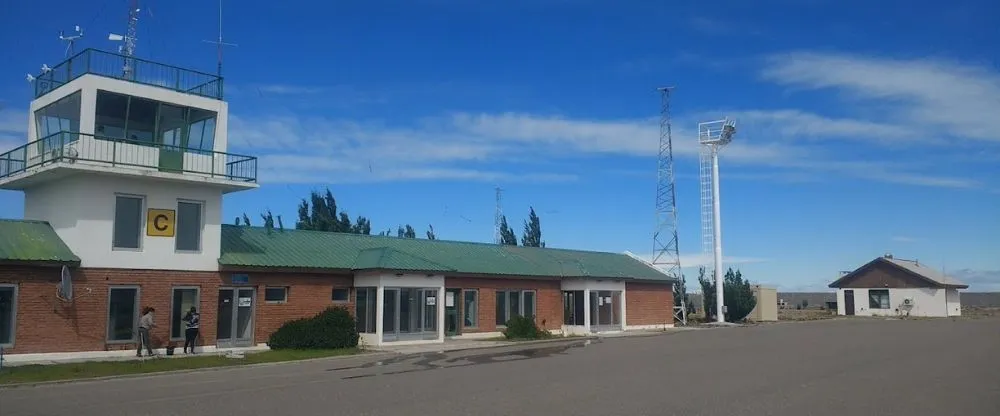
[0,49,675,361]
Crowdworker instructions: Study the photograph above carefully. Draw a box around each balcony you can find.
[0,131,256,191]
[32,49,224,100]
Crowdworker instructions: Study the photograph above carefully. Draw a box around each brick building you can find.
[0,48,674,361]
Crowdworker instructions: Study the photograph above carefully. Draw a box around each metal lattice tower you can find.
[122,0,140,79]
[494,186,503,244]
[651,87,682,280]
[698,118,736,323]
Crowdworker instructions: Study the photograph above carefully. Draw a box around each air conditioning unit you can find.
[902,298,914,306]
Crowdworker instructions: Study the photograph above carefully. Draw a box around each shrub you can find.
[502,316,551,340]
[267,306,360,349]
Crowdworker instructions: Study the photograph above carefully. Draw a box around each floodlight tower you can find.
[698,118,736,323]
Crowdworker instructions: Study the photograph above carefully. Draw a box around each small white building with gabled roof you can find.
[829,254,968,317]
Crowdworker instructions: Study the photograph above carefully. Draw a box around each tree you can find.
[800,299,809,309]
[259,210,284,233]
[397,224,416,238]
[499,215,518,245]
[697,267,716,321]
[722,268,757,322]
[520,207,545,248]
[674,274,693,314]
[426,224,436,240]
[295,187,371,234]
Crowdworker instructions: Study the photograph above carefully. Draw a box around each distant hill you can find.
[683,291,1000,311]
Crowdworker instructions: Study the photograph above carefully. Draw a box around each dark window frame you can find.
[175,199,204,252]
[0,284,18,348]
[868,289,890,309]
[332,287,350,303]
[107,286,140,343]
[112,194,144,251]
[264,287,288,303]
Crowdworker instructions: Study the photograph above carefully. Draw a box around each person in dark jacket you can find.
[181,306,201,354]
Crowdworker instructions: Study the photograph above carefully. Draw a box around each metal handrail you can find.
[0,131,256,182]
[32,48,224,100]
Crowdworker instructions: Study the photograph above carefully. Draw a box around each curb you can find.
[0,351,396,390]
[371,336,600,356]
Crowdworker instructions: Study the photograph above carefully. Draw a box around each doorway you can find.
[589,290,622,332]
[217,287,255,348]
[157,104,187,173]
[844,290,855,316]
[383,287,439,342]
[445,288,461,336]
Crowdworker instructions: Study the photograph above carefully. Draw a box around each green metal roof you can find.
[219,225,673,282]
[0,219,80,264]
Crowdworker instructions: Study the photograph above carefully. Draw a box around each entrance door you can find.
[383,287,438,342]
[843,290,855,316]
[590,290,622,332]
[445,289,461,336]
[157,104,187,173]
[217,287,255,348]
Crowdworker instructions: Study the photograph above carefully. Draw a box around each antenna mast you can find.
[494,186,504,244]
[107,0,140,79]
[59,26,84,58]
[203,0,238,76]
[653,87,685,324]
[652,87,682,277]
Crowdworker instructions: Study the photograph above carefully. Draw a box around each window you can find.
[264,287,288,303]
[563,290,585,325]
[332,288,350,302]
[869,289,890,309]
[95,89,218,151]
[0,285,17,347]
[463,290,479,328]
[175,201,203,252]
[107,287,139,342]
[125,96,158,144]
[95,90,129,139]
[35,90,82,150]
[495,290,537,326]
[187,108,217,153]
[113,195,144,250]
[170,287,200,340]
[355,287,377,333]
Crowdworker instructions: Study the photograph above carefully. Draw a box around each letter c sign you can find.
[146,209,176,237]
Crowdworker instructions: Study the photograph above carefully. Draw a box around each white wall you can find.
[23,174,222,271]
[353,273,446,347]
[28,74,230,153]
[837,288,953,317]
[946,289,962,317]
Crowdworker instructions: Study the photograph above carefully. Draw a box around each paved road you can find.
[3,318,999,416]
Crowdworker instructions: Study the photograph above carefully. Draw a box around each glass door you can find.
[382,287,439,342]
[216,287,256,348]
[590,290,623,332]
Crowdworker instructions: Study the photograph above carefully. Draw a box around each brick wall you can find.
[625,281,674,325]
[0,266,353,354]
[444,277,562,333]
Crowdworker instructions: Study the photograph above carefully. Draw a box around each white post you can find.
[711,148,725,323]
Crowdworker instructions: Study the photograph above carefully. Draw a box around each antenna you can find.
[202,0,238,76]
[653,86,685,324]
[698,117,736,323]
[494,186,503,244]
[108,0,140,79]
[59,25,84,58]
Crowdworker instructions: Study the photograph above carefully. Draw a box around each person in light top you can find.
[182,306,201,354]
[137,307,156,357]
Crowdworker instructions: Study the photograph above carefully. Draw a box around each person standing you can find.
[182,306,201,354]
[137,307,156,357]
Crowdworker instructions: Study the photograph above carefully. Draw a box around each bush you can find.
[267,306,360,349]
[502,316,551,340]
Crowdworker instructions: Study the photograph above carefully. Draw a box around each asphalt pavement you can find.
[2,317,998,416]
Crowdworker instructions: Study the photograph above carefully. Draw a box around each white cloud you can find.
[255,84,327,95]
[0,109,27,152]
[638,252,769,269]
[760,51,1000,143]
[950,269,1000,292]
[890,236,921,243]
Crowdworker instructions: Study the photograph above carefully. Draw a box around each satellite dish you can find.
[57,265,73,301]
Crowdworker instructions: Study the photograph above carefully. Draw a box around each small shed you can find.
[749,285,778,321]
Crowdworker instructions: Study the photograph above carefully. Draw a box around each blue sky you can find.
[1,0,998,291]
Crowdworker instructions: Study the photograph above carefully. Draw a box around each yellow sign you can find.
[146,209,176,237]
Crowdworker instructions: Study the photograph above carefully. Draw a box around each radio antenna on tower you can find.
[652,87,682,277]
[108,0,140,79]
[494,186,504,244]
[203,0,238,76]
